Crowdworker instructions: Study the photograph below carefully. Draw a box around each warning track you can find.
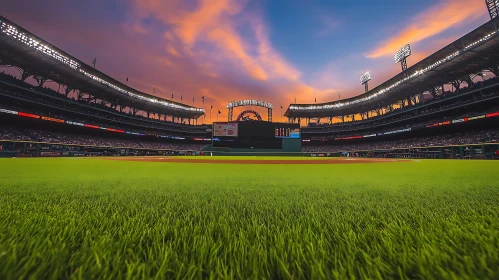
[107,157,409,164]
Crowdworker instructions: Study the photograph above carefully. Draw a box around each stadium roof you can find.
[0,15,204,119]
[285,18,499,118]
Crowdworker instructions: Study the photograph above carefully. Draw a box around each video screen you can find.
[275,127,300,138]
[212,122,300,149]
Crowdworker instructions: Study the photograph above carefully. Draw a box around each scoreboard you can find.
[212,121,300,150]
[275,127,300,138]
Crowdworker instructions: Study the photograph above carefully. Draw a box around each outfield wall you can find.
[1,140,498,159]
[0,140,199,158]
[201,143,499,159]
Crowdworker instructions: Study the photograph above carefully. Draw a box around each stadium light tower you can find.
[360,71,371,92]
[485,0,499,19]
[394,44,412,75]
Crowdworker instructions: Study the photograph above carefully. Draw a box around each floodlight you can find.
[394,44,411,63]
[288,30,497,111]
[486,0,499,19]
[1,18,206,114]
[360,71,371,85]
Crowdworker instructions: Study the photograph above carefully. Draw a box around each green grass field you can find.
[1,157,498,279]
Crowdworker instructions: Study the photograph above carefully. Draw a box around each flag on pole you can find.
[92,58,96,68]
[126,77,128,83]
[211,105,213,109]
[338,93,340,99]
[181,95,183,101]
[153,88,155,94]
[193,97,195,103]
[218,110,221,114]
[172,93,174,99]
[315,97,316,103]
[280,105,283,123]
[202,96,205,104]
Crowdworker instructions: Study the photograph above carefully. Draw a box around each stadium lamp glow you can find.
[227,100,273,109]
[288,31,496,112]
[0,19,204,114]
[1,21,80,69]
[394,44,411,63]
[360,71,371,84]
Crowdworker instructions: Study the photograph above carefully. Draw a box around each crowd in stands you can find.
[0,126,206,150]
[303,129,499,152]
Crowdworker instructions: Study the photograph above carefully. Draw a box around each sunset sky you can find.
[0,0,490,122]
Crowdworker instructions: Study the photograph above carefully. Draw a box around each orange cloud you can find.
[252,20,301,81]
[0,0,337,124]
[126,0,344,122]
[207,27,268,81]
[367,0,486,58]
[132,0,303,82]
[169,0,244,46]
[166,45,181,57]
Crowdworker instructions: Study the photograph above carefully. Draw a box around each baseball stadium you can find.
[1,1,499,279]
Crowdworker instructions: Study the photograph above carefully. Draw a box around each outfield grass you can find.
[0,157,498,279]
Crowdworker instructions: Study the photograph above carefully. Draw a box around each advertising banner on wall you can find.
[213,123,239,137]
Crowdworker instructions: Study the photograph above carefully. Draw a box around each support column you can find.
[16,67,32,81]
[73,90,82,100]
[411,96,418,105]
[488,66,499,77]
[228,108,233,122]
[451,80,461,91]
[34,75,47,87]
[464,75,474,87]
[63,85,73,97]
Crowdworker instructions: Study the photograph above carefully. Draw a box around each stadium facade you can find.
[0,9,499,159]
